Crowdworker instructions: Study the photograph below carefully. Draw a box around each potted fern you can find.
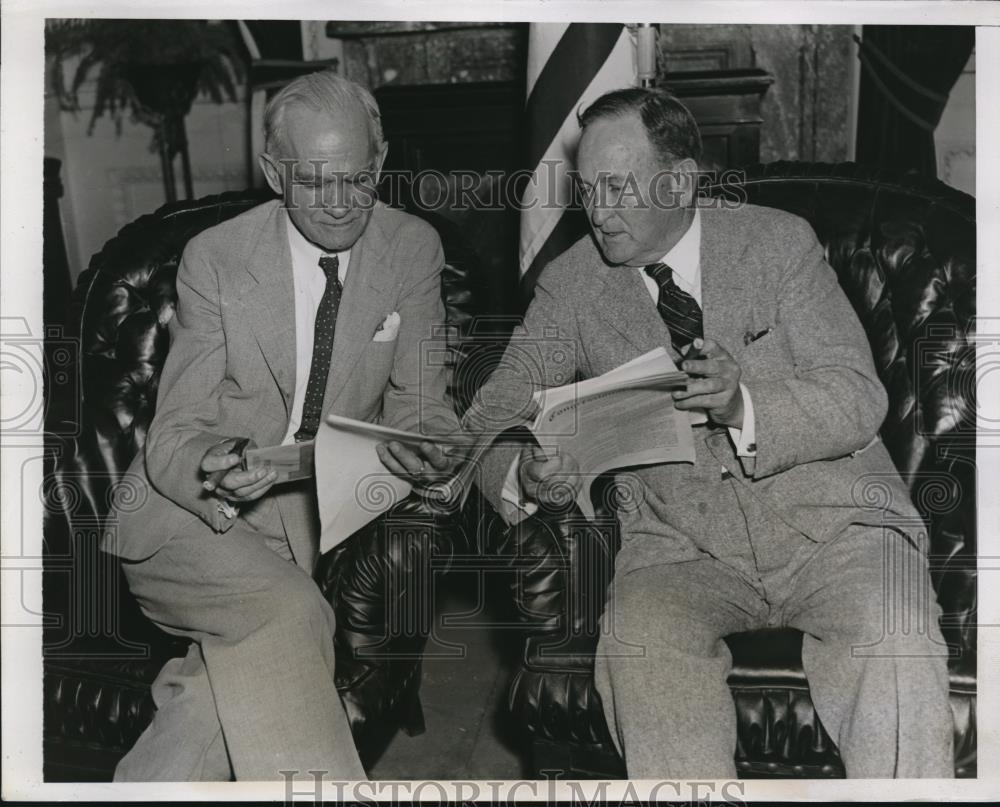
[47,19,246,201]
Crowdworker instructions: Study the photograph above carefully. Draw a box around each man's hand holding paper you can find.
[519,445,582,508]
[201,437,278,503]
[315,416,473,553]
[376,435,464,485]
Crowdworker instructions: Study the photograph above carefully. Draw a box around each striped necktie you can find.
[294,255,342,442]
[644,262,703,354]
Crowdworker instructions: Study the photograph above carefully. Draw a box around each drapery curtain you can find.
[855,26,974,177]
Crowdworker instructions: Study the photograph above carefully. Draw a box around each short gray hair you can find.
[263,69,384,159]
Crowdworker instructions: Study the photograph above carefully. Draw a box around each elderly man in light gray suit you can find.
[104,71,460,781]
[463,88,953,778]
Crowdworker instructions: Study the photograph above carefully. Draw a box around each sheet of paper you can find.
[323,415,469,446]
[314,416,470,554]
[534,386,695,519]
[532,346,687,415]
[243,440,314,483]
[314,420,413,554]
[529,347,697,520]
[314,348,701,543]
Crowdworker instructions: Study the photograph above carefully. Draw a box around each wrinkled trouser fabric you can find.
[114,519,365,782]
[594,482,953,779]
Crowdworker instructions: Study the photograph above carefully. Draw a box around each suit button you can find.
[698,502,709,515]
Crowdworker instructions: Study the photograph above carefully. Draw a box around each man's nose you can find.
[590,204,612,228]
[324,189,353,218]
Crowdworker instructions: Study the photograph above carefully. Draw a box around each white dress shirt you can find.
[280,212,351,445]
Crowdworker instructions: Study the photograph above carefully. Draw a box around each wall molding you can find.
[107,164,246,226]
[662,47,731,72]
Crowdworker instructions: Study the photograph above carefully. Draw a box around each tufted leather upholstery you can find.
[42,190,485,781]
[503,162,977,778]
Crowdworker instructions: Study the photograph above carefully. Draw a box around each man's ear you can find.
[258,152,285,197]
[674,157,699,208]
[372,143,388,182]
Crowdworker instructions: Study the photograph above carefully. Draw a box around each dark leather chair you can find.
[503,162,977,778]
[41,189,487,781]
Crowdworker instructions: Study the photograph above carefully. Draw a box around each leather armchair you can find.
[42,190,484,781]
[503,162,977,778]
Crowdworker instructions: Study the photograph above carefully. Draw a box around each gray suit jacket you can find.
[105,200,459,569]
[464,203,922,571]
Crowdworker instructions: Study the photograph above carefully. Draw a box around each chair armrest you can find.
[315,495,458,672]
[919,442,977,679]
[501,477,621,651]
[502,494,623,749]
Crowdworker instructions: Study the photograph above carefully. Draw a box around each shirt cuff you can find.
[501,453,539,518]
[727,383,757,457]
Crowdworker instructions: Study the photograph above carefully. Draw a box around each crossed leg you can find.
[114,521,365,782]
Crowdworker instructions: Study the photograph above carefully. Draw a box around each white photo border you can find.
[2,0,998,801]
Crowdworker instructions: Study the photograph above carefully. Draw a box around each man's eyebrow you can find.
[292,166,374,184]
[576,171,626,184]
[343,165,377,181]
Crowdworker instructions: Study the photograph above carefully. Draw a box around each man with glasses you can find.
[105,70,460,781]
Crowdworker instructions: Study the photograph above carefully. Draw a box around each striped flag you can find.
[520,23,638,285]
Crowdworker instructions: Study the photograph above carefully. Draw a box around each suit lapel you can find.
[586,206,755,366]
[699,206,750,355]
[589,259,673,360]
[322,206,395,414]
[236,203,297,410]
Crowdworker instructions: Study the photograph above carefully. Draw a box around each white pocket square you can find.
[373,311,401,342]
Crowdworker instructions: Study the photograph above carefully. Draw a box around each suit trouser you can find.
[113,516,366,782]
[593,484,954,779]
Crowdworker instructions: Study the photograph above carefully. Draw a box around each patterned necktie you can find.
[644,262,703,354]
[294,255,342,442]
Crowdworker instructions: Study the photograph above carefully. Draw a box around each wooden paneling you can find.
[375,81,524,314]
[376,81,523,175]
[665,69,774,170]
